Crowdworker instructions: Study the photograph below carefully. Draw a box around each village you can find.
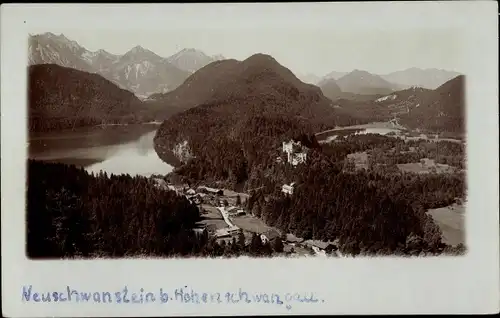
[151,139,344,257]
[151,178,344,257]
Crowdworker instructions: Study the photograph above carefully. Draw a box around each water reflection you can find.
[85,131,173,177]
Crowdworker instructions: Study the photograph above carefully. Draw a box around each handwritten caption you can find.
[22,285,324,310]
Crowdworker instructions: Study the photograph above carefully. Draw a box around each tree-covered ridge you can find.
[399,75,465,133]
[28,64,161,132]
[153,54,366,188]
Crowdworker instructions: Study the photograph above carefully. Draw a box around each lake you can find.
[317,124,403,143]
[28,124,174,177]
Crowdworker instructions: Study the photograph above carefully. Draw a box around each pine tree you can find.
[272,237,284,253]
[250,233,263,255]
[238,230,246,250]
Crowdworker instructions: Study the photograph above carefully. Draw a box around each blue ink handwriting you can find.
[21,285,325,310]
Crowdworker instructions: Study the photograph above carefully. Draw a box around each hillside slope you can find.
[153,54,359,185]
[399,75,465,133]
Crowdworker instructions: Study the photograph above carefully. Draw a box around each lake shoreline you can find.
[28,125,173,178]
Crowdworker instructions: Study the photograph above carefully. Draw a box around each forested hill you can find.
[399,75,465,133]
[153,54,361,186]
[28,64,152,132]
[149,54,362,124]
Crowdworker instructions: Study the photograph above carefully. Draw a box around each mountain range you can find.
[27,33,465,136]
[316,67,461,100]
[28,32,225,98]
[380,67,462,90]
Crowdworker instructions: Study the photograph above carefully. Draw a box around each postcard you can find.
[1,2,498,316]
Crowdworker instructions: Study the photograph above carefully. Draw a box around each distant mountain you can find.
[166,48,224,73]
[399,75,465,133]
[28,64,148,133]
[153,53,360,175]
[323,71,349,80]
[380,68,462,90]
[29,33,95,73]
[335,70,399,95]
[28,33,228,96]
[98,45,191,97]
[318,77,383,102]
[317,78,342,100]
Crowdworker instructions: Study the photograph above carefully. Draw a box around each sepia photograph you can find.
[26,27,467,259]
[2,2,498,316]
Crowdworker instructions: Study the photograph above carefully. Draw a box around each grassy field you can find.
[397,161,456,174]
[199,204,229,232]
[427,203,465,246]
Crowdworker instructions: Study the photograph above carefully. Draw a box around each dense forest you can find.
[169,131,466,255]
[151,56,466,256]
[154,54,369,188]
[27,160,285,258]
[28,64,168,133]
[321,134,466,169]
[28,53,467,257]
[244,145,466,255]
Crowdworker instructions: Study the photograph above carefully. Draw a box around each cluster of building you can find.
[151,179,228,206]
[150,177,343,257]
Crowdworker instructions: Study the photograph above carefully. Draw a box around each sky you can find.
[24,3,465,77]
[40,28,464,77]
